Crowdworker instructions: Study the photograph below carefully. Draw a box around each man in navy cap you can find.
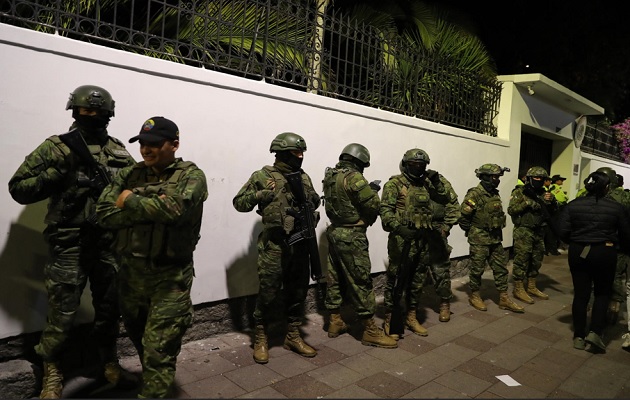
[96,116,208,398]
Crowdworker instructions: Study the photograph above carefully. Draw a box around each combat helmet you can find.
[402,148,430,165]
[269,132,307,153]
[475,163,507,178]
[526,166,549,178]
[596,166,618,187]
[66,85,115,117]
[340,143,370,167]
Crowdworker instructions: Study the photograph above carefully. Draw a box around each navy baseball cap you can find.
[129,116,179,143]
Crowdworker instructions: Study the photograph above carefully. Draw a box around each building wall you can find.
[1,23,626,342]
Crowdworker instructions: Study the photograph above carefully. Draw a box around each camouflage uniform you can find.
[96,117,208,398]
[322,144,397,348]
[507,166,557,303]
[233,132,321,363]
[459,164,523,313]
[380,149,459,334]
[8,85,136,398]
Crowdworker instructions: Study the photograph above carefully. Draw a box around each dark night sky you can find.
[431,1,630,122]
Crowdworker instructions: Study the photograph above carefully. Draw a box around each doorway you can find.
[519,132,553,177]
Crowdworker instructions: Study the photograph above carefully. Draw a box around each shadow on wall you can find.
[0,201,93,361]
[224,221,263,331]
[222,221,330,331]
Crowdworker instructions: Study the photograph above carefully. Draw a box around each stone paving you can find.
[61,253,630,398]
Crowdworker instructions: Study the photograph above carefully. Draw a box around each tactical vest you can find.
[469,187,506,230]
[46,135,132,227]
[323,167,360,225]
[114,161,203,263]
[258,165,311,233]
[394,178,445,229]
[511,187,545,228]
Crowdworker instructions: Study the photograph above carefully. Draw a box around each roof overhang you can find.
[498,73,604,116]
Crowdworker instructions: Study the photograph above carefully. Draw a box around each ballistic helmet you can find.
[340,143,370,167]
[475,163,505,178]
[596,166,618,187]
[66,85,115,117]
[526,166,549,178]
[269,132,307,153]
[402,148,430,165]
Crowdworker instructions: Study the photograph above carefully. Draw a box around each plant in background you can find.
[611,117,630,163]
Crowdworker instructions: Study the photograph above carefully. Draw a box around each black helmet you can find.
[269,132,307,153]
[596,167,618,187]
[340,143,370,167]
[66,85,115,117]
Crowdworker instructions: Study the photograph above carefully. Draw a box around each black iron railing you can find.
[581,122,622,162]
[1,0,502,136]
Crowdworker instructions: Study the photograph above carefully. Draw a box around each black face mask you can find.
[74,114,110,132]
[405,161,427,181]
[530,178,544,191]
[481,175,500,191]
[277,151,303,171]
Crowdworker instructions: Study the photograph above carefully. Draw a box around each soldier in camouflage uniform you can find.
[507,166,558,304]
[459,164,523,313]
[8,85,137,399]
[96,117,208,398]
[233,132,321,364]
[322,143,397,349]
[380,148,460,338]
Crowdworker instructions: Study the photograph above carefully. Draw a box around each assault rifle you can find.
[284,171,323,282]
[59,129,112,199]
[389,238,415,336]
[522,184,559,235]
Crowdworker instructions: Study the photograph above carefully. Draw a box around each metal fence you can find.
[581,122,622,162]
[0,0,502,136]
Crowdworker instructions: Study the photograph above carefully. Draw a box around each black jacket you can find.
[556,195,630,249]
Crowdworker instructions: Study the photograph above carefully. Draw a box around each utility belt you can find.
[328,223,367,233]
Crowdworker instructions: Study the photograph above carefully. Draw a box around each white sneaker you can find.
[622,333,630,351]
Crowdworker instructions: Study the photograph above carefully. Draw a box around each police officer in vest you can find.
[380,148,460,339]
[233,132,321,363]
[8,85,137,398]
[96,116,208,398]
[323,143,397,348]
[459,164,523,313]
[508,166,557,304]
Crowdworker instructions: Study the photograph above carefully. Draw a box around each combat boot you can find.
[40,362,63,399]
[526,278,549,300]
[382,313,399,341]
[327,312,349,338]
[284,322,317,357]
[439,300,451,322]
[103,360,138,389]
[405,310,428,336]
[469,291,487,311]
[253,324,269,364]
[513,280,534,304]
[499,291,525,313]
[361,317,398,349]
[607,300,621,325]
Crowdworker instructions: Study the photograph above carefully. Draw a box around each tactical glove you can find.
[369,180,381,192]
[256,190,275,203]
[395,225,418,239]
[426,169,441,186]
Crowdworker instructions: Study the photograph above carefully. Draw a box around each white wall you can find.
[0,23,524,339]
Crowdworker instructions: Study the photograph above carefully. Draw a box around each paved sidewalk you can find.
[64,253,630,398]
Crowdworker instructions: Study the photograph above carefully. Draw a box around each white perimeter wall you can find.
[0,24,518,339]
